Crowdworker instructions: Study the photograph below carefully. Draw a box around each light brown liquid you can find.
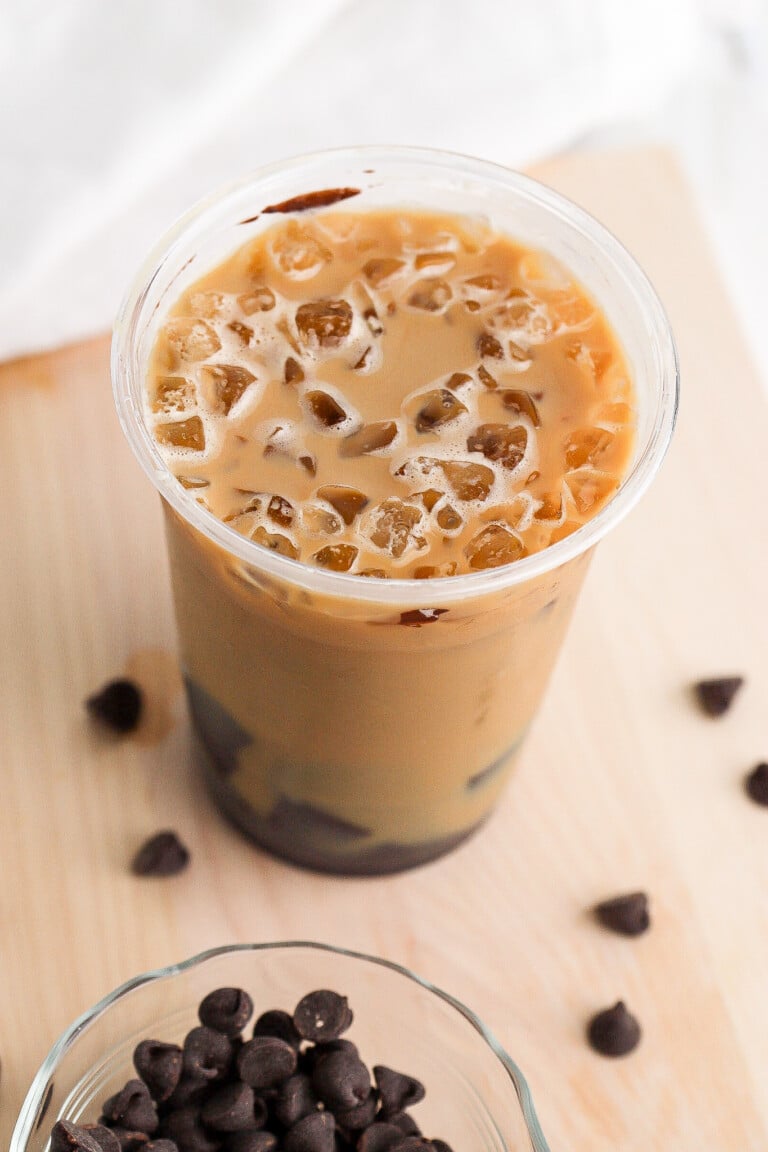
[149,211,633,577]
[148,208,636,874]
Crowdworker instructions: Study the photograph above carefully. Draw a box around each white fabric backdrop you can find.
[0,0,715,358]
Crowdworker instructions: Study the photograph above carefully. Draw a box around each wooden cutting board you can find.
[1,149,767,1152]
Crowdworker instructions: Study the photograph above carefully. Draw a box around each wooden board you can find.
[2,149,767,1151]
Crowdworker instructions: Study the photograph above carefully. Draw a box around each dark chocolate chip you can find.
[159,1108,221,1152]
[262,188,360,215]
[86,679,143,733]
[131,832,190,878]
[693,676,744,717]
[587,1001,641,1057]
[294,991,353,1043]
[134,1041,183,1103]
[312,1049,370,1110]
[102,1081,159,1135]
[183,1027,234,1082]
[237,1036,297,1091]
[332,1089,377,1130]
[144,1143,179,1152]
[51,1122,105,1152]
[201,1083,257,1132]
[594,891,650,937]
[745,762,768,806]
[386,1114,421,1137]
[387,1139,431,1152]
[398,609,448,628]
[253,1009,302,1050]
[273,1074,318,1127]
[199,989,254,1038]
[356,1123,403,1152]
[372,1068,424,1115]
[431,1142,454,1152]
[162,1076,210,1113]
[81,1127,122,1152]
[284,1111,336,1152]
[105,1130,150,1152]
[225,1133,278,1152]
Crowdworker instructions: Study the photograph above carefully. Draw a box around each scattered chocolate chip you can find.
[587,1001,641,1057]
[199,989,254,1037]
[202,1083,258,1132]
[163,1076,209,1112]
[431,1141,454,1152]
[82,1126,122,1152]
[399,609,448,627]
[386,1114,421,1138]
[356,1123,403,1152]
[131,832,190,878]
[51,1122,105,1152]
[594,891,650,937]
[387,1139,429,1152]
[101,1131,149,1152]
[227,1133,278,1152]
[693,676,744,717]
[274,1074,318,1128]
[284,1111,336,1152]
[86,679,143,733]
[372,1068,424,1115]
[102,1081,159,1135]
[262,188,360,215]
[312,1049,370,1110]
[133,1040,183,1103]
[332,1090,377,1130]
[294,991,353,1042]
[159,1108,221,1152]
[183,1027,234,1082]
[253,1009,302,1050]
[745,762,768,806]
[237,1036,298,1091]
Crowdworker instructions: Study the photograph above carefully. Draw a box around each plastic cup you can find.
[113,147,678,875]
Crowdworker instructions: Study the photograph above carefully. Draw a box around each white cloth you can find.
[0,0,704,359]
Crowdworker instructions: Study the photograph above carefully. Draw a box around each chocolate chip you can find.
[134,1041,183,1103]
[356,1123,403,1152]
[82,1126,123,1152]
[253,1009,302,1050]
[274,1074,318,1127]
[237,1036,297,1091]
[226,1133,278,1152]
[693,676,744,717]
[387,1139,430,1152]
[745,762,768,806]
[594,891,650,937]
[159,1108,221,1152]
[183,1027,234,1082]
[51,1122,106,1152]
[102,1081,159,1135]
[332,1090,377,1130]
[385,1115,421,1138]
[587,1001,641,1057]
[105,1130,150,1152]
[431,1141,454,1152]
[86,679,143,733]
[144,1143,180,1152]
[372,1068,424,1115]
[294,991,353,1042]
[284,1112,336,1152]
[163,1076,210,1112]
[131,832,190,878]
[312,1049,370,1109]
[199,989,254,1038]
[201,1083,258,1132]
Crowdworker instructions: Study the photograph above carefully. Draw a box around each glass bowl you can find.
[11,943,550,1152]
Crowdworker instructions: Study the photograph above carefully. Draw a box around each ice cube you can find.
[164,318,221,364]
[465,524,525,569]
[565,428,616,470]
[152,376,196,415]
[267,495,295,527]
[549,292,593,328]
[467,423,528,470]
[407,278,452,312]
[252,525,299,560]
[565,340,612,381]
[566,469,618,514]
[411,487,443,512]
[494,296,552,344]
[306,390,348,428]
[312,543,358,572]
[596,401,632,424]
[200,364,256,415]
[533,493,564,522]
[464,274,502,292]
[228,320,254,347]
[412,561,458,578]
[317,485,369,525]
[501,390,541,427]
[476,332,504,359]
[366,498,425,558]
[339,421,397,457]
[189,291,225,320]
[237,287,276,314]
[414,388,467,432]
[284,357,305,385]
[414,252,456,274]
[436,503,463,532]
[270,222,331,279]
[362,258,405,286]
[441,460,495,502]
[549,519,581,544]
[177,475,209,490]
[155,416,206,451]
[358,568,389,579]
[302,504,343,536]
[477,365,498,390]
[447,372,472,390]
[296,300,353,348]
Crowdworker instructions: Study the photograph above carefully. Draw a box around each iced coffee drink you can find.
[114,149,677,873]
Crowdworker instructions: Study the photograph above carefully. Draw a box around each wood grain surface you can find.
[1,149,767,1152]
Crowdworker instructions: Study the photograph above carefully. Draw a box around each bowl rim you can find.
[11,941,550,1152]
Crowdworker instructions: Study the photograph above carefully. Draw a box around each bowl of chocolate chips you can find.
[10,944,549,1152]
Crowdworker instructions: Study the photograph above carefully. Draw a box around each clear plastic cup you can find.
[113,147,678,875]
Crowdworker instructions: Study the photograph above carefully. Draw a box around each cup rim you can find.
[11,940,550,1152]
[112,144,679,606]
